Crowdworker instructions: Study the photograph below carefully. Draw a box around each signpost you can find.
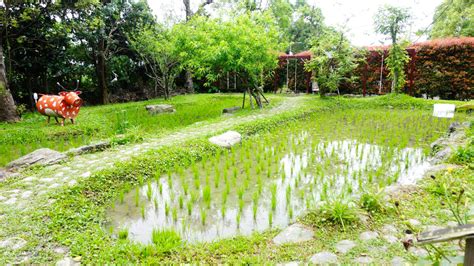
[433,104,456,118]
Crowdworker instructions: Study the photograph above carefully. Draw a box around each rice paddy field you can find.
[0,94,472,264]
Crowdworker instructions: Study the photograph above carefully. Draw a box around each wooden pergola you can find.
[274,51,312,93]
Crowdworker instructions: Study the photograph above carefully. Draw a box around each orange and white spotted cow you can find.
[35,91,83,126]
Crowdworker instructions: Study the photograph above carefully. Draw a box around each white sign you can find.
[433,104,455,118]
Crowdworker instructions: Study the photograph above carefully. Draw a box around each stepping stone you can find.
[53,246,69,254]
[381,224,398,234]
[0,195,6,201]
[23,176,36,182]
[6,148,66,170]
[383,235,398,244]
[49,183,60,189]
[276,262,300,266]
[56,257,80,266]
[408,219,421,227]
[410,247,429,258]
[354,256,373,264]
[81,171,91,178]
[335,240,356,254]
[391,256,407,266]
[0,237,27,250]
[68,180,77,186]
[41,178,55,183]
[272,223,314,245]
[359,231,378,241]
[309,251,337,264]
[209,131,242,148]
[4,197,17,205]
[21,191,32,199]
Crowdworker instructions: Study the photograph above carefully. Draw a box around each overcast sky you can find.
[146,0,442,47]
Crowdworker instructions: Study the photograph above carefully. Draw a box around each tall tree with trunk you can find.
[0,4,19,122]
[374,5,411,93]
[182,0,213,94]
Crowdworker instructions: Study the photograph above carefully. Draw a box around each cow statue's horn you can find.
[33,93,38,103]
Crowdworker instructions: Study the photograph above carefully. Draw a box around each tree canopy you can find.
[430,0,474,38]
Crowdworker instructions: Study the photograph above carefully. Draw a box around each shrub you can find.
[304,198,359,230]
[359,190,386,214]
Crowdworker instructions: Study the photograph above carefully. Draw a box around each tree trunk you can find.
[391,70,399,93]
[97,39,109,104]
[185,70,194,94]
[0,44,19,122]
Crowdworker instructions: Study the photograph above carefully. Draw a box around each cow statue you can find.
[35,91,83,126]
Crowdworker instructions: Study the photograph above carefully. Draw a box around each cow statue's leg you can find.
[54,117,60,124]
[60,118,65,126]
[70,119,75,125]
[46,116,51,124]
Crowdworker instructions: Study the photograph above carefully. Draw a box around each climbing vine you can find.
[386,42,410,93]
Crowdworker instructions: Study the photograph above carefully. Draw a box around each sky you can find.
[146,0,442,47]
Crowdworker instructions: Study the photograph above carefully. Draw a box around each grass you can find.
[0,94,472,264]
[0,94,274,166]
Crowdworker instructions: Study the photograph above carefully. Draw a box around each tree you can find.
[174,13,282,108]
[430,0,474,38]
[374,5,411,93]
[288,1,325,53]
[130,27,180,100]
[305,29,360,95]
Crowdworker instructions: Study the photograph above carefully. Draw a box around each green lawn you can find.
[0,94,282,167]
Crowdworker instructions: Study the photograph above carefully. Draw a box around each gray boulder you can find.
[309,251,338,264]
[223,106,241,114]
[272,223,314,245]
[6,148,66,170]
[209,131,241,148]
[145,104,175,115]
[66,141,111,155]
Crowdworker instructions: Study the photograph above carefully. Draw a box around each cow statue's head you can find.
[59,91,83,107]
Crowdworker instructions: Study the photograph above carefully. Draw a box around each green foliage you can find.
[386,43,411,93]
[306,197,359,230]
[360,190,387,214]
[305,30,361,94]
[118,228,129,240]
[151,229,182,254]
[173,13,282,89]
[430,0,474,38]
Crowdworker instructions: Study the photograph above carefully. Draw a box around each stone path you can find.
[0,97,303,209]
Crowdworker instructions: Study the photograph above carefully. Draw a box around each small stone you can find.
[276,261,300,266]
[23,176,36,182]
[410,247,429,258]
[447,221,458,227]
[56,257,79,266]
[6,148,66,170]
[41,177,55,183]
[360,231,378,241]
[335,240,356,254]
[381,224,398,234]
[309,251,337,264]
[49,183,60,189]
[408,219,421,227]
[0,237,27,250]
[391,256,406,266]
[4,197,17,205]
[81,172,91,178]
[383,235,399,244]
[53,246,68,254]
[222,106,241,114]
[272,223,314,245]
[21,191,32,199]
[68,180,77,186]
[0,195,6,201]
[354,256,373,264]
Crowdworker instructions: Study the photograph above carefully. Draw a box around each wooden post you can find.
[465,238,474,266]
[242,90,246,109]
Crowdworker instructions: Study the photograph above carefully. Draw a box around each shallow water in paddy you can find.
[107,136,430,244]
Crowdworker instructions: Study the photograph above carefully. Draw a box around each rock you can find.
[381,224,398,235]
[335,240,356,254]
[4,197,17,205]
[359,231,378,241]
[21,191,32,199]
[53,246,69,254]
[145,104,175,115]
[0,237,27,250]
[222,106,241,114]
[6,148,66,170]
[354,256,373,264]
[383,235,399,244]
[66,141,111,156]
[272,223,314,245]
[56,257,80,266]
[408,219,421,227]
[309,251,338,264]
[209,131,242,149]
[409,247,429,258]
[276,261,300,266]
[81,171,91,178]
[391,256,406,266]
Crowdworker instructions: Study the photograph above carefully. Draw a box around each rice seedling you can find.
[239,198,244,212]
[119,191,125,204]
[186,200,192,216]
[118,228,128,240]
[154,198,159,210]
[270,184,277,211]
[286,185,291,205]
[179,195,184,209]
[268,211,273,227]
[151,228,181,254]
[141,205,145,218]
[221,205,227,218]
[172,207,178,222]
[134,187,140,207]
[159,183,163,195]
[200,207,207,225]
[236,211,241,227]
[165,202,170,217]
[203,185,211,209]
[146,181,152,201]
